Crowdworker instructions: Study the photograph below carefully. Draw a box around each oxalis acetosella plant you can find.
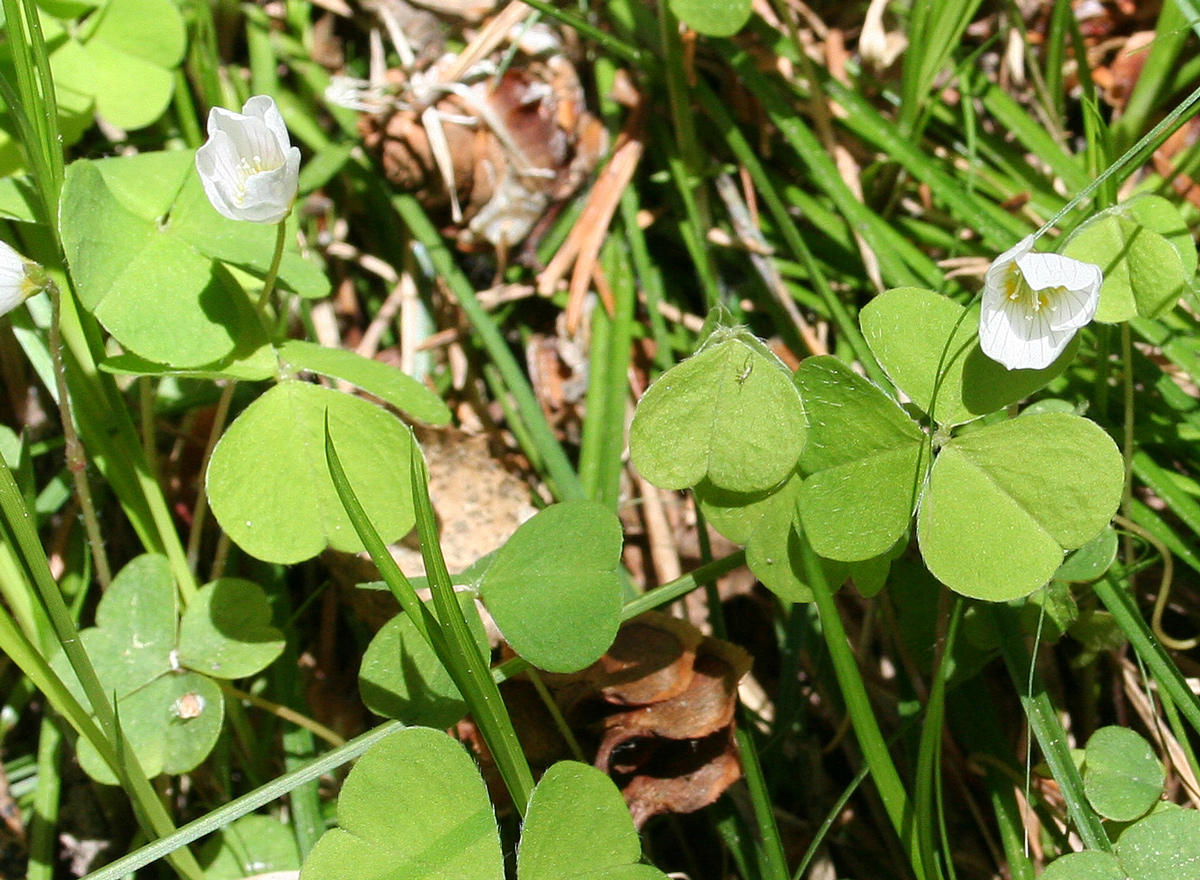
[3,0,1200,870]
[631,192,1192,606]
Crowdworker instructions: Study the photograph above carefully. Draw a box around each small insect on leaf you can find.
[172,692,206,720]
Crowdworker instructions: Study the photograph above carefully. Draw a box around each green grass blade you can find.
[620,191,675,372]
[1132,449,1200,541]
[0,0,62,224]
[1168,0,1200,41]
[914,596,961,880]
[946,691,1035,880]
[618,551,747,620]
[322,417,438,641]
[1112,0,1191,150]
[735,720,790,880]
[800,536,925,879]
[991,606,1111,853]
[1093,576,1200,736]
[82,721,407,880]
[0,460,203,878]
[818,76,1028,248]
[899,0,985,137]
[26,717,62,880]
[0,594,104,753]
[722,45,998,282]
[657,4,720,309]
[975,81,1090,193]
[514,0,646,64]
[579,237,636,507]
[409,448,535,813]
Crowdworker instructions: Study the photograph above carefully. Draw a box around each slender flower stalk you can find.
[257,221,289,323]
[0,238,113,587]
[978,234,1103,371]
[49,283,112,588]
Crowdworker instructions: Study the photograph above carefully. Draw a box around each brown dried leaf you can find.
[467,613,752,824]
[595,636,752,765]
[618,728,743,829]
[552,611,705,708]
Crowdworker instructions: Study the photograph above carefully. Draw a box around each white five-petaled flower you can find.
[0,240,44,317]
[978,235,1103,371]
[195,96,301,224]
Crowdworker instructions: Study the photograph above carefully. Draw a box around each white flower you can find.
[0,240,42,316]
[978,235,1103,370]
[195,96,301,224]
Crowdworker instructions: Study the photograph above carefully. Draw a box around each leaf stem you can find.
[799,535,925,879]
[186,380,237,574]
[1120,323,1136,592]
[218,681,346,747]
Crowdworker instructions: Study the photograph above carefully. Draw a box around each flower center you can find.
[232,154,279,205]
[1004,265,1066,318]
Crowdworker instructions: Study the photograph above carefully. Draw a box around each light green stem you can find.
[256,220,289,328]
[800,536,925,879]
[1121,323,1136,589]
[185,380,236,573]
[53,288,197,601]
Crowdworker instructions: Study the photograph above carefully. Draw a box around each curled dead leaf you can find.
[538,611,752,827]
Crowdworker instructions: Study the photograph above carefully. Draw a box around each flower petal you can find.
[1016,252,1102,295]
[0,240,35,316]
